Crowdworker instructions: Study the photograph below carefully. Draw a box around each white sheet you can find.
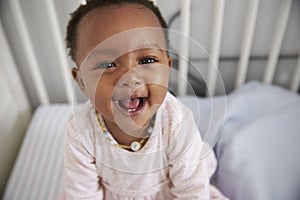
[3,104,72,200]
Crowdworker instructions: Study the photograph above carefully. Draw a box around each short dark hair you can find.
[66,0,168,63]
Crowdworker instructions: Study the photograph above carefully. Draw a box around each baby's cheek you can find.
[148,85,168,104]
[94,95,114,120]
[82,73,103,98]
[90,78,114,110]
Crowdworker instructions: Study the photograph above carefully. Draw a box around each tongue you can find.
[122,98,141,109]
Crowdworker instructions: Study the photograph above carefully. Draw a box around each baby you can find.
[64,0,228,199]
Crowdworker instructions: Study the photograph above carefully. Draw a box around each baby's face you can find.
[75,4,171,136]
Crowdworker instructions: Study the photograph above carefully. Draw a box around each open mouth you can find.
[114,97,148,115]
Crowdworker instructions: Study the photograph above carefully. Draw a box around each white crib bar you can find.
[151,0,157,6]
[290,54,300,92]
[263,0,292,84]
[0,20,31,116]
[206,0,225,96]
[45,0,77,104]
[79,0,87,5]
[178,0,191,96]
[235,0,260,88]
[10,0,50,105]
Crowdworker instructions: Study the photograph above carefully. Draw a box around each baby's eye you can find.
[139,57,158,65]
[94,62,116,69]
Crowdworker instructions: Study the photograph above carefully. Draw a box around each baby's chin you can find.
[111,102,159,137]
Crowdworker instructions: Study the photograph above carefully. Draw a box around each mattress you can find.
[3,82,300,200]
[3,104,72,200]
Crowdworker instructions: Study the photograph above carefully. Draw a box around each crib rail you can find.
[178,0,192,96]
[263,0,292,84]
[45,0,76,104]
[291,55,300,92]
[9,0,50,104]
[205,0,225,96]
[177,0,299,96]
[8,0,79,105]
[2,0,299,106]
[235,0,260,87]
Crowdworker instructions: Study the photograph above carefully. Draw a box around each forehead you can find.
[76,3,164,65]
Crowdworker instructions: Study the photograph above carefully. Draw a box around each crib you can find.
[0,0,299,199]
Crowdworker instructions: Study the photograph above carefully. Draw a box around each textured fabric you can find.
[3,104,72,200]
[64,93,228,199]
[180,82,300,200]
[213,82,300,200]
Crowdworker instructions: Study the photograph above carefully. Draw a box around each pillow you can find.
[179,81,300,200]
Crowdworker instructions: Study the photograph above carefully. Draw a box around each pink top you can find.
[64,93,228,199]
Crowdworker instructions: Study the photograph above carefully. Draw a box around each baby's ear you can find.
[71,67,85,92]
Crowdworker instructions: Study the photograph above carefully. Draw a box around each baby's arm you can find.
[168,108,211,200]
[64,119,103,199]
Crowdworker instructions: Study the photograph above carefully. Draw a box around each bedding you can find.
[213,82,300,200]
[3,105,72,200]
[3,81,300,200]
[180,81,300,200]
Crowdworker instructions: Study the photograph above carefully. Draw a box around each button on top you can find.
[131,141,141,151]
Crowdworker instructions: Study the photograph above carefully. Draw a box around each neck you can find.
[103,118,148,146]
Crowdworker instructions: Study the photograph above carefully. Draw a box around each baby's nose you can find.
[118,70,144,88]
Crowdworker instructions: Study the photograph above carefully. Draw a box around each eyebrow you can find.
[88,48,118,58]
[134,43,164,50]
[88,43,164,58]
